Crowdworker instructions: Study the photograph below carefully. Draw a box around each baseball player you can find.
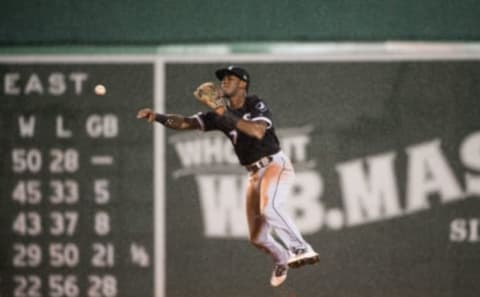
[137,65,319,287]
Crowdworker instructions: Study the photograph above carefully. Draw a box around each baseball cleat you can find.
[270,264,288,287]
[288,248,320,269]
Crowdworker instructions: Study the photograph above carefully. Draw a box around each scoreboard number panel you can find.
[0,59,157,297]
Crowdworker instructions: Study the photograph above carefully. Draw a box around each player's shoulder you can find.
[246,95,269,113]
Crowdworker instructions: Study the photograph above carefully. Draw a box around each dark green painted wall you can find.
[164,61,480,297]
[1,0,480,45]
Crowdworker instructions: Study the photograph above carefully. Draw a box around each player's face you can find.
[221,74,245,97]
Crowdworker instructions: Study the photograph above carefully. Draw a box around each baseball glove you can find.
[193,82,225,110]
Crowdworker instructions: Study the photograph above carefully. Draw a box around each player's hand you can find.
[136,108,156,123]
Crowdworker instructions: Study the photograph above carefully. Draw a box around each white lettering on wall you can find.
[56,116,72,138]
[337,152,402,226]
[2,72,88,95]
[286,171,324,234]
[460,131,480,195]
[171,126,480,239]
[195,175,248,238]
[4,73,21,95]
[18,116,36,138]
[405,139,463,213]
[24,74,44,95]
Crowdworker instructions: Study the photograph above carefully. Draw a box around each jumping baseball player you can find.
[137,65,319,287]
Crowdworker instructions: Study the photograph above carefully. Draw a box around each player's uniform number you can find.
[228,130,238,145]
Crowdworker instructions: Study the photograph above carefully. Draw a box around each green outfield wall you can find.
[1,51,480,297]
[163,59,480,297]
[1,0,480,45]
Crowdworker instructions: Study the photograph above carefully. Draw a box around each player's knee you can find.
[249,237,270,254]
[261,204,279,221]
[249,235,262,247]
[249,234,267,248]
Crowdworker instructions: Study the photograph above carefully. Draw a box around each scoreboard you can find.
[2,52,480,297]
[0,59,156,297]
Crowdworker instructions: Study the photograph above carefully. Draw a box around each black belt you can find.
[245,156,273,172]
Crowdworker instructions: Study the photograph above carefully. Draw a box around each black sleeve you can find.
[193,111,237,132]
[248,96,274,129]
[192,111,220,131]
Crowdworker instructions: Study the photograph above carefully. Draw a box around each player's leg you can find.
[260,156,319,268]
[259,161,305,249]
[246,173,289,286]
